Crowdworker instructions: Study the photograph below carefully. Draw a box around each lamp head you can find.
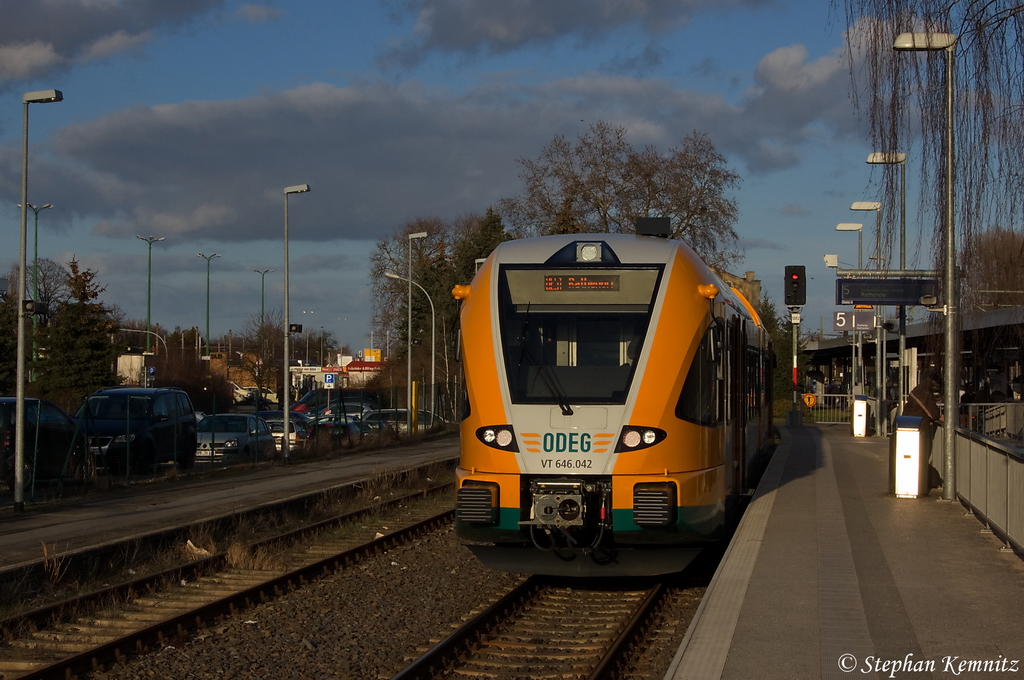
[867,152,907,164]
[836,223,863,232]
[851,201,881,211]
[893,32,956,51]
[284,184,310,195]
[23,90,63,104]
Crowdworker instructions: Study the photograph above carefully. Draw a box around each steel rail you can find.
[394,579,667,680]
[12,508,454,679]
[392,576,543,680]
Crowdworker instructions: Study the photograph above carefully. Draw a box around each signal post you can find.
[785,266,806,426]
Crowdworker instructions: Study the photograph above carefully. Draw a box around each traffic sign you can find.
[802,393,817,408]
[323,373,336,390]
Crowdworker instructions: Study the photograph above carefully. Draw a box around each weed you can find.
[40,542,69,584]
[226,543,280,570]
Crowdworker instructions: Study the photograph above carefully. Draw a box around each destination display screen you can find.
[503,267,660,311]
[544,274,620,292]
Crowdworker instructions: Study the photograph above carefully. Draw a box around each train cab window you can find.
[498,266,661,405]
[676,324,723,426]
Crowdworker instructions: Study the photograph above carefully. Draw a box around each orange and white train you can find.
[452,227,774,576]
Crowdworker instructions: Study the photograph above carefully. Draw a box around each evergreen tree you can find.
[0,297,17,395]
[34,259,120,412]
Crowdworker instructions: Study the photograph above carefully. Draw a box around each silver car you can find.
[196,414,276,462]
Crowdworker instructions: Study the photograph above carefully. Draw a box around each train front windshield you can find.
[498,266,662,405]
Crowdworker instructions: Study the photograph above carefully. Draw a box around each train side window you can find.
[676,326,723,426]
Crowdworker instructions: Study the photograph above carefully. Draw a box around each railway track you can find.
[395,576,671,680]
[0,487,454,679]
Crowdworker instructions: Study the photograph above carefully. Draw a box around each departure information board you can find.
[544,274,620,292]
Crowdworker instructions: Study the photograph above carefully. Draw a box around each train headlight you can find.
[576,242,603,262]
[615,426,667,452]
[476,425,519,451]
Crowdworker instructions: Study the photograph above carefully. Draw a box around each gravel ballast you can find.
[93,526,523,679]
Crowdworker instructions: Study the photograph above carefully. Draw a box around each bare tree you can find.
[234,309,284,398]
[498,121,742,269]
[368,212,513,407]
[960,226,1024,311]
[838,0,1024,267]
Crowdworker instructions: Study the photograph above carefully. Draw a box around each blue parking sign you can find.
[148,366,155,377]
[324,373,336,389]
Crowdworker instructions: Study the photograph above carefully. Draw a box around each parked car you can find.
[292,389,379,414]
[75,387,197,474]
[360,409,443,434]
[228,381,251,404]
[255,411,311,452]
[310,412,367,446]
[196,414,276,462]
[1,397,87,491]
[313,400,373,420]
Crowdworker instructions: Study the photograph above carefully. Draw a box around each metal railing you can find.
[960,402,1024,442]
[944,425,1024,555]
[803,394,854,424]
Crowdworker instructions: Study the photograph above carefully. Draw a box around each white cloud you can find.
[78,30,152,62]
[380,0,772,67]
[0,0,222,85]
[22,54,858,246]
[0,41,63,80]
[237,4,282,23]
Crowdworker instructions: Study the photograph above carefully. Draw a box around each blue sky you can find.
[0,0,932,354]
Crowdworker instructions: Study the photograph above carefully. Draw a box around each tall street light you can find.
[19,203,53,374]
[837,222,864,391]
[197,253,220,358]
[895,31,958,501]
[254,268,273,388]
[15,88,63,514]
[868,151,909,416]
[138,235,165,354]
[851,201,885,436]
[404,232,428,434]
[385,271,435,415]
[283,184,311,464]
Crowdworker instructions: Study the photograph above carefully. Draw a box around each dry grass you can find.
[225,543,281,571]
[0,460,456,621]
[40,542,70,585]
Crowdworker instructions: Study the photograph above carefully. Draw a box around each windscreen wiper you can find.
[517,304,574,416]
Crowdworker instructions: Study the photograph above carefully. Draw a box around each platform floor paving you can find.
[668,424,1024,680]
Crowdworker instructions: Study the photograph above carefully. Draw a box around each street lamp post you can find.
[138,235,165,354]
[895,31,958,501]
[404,232,428,434]
[283,184,311,464]
[254,268,273,389]
[837,222,864,391]
[851,201,885,436]
[385,271,435,416]
[868,152,909,417]
[197,253,220,359]
[15,88,62,514]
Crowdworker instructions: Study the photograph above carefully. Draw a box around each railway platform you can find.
[668,424,1024,680]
